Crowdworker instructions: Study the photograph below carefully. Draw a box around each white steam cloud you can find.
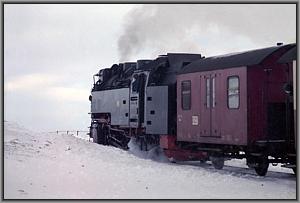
[118,4,296,61]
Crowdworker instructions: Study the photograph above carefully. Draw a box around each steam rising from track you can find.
[118,4,296,61]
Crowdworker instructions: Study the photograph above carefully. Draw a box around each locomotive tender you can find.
[89,43,296,176]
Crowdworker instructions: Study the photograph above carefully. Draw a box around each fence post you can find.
[77,131,79,136]
[56,130,58,134]
[67,131,69,135]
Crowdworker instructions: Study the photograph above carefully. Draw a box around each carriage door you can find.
[264,65,293,141]
[203,73,220,137]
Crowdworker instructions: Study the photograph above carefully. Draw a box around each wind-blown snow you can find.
[4,121,296,199]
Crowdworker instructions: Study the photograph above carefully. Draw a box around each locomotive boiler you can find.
[89,43,297,176]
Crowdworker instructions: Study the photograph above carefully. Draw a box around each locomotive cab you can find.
[129,71,149,129]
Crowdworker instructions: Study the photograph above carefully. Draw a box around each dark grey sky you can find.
[4,4,296,132]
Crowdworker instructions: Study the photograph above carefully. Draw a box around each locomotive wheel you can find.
[97,124,104,145]
[92,131,99,144]
[93,124,109,145]
[210,156,225,170]
[254,157,269,176]
[102,125,109,145]
[92,124,99,144]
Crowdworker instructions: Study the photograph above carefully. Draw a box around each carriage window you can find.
[206,78,210,108]
[181,80,191,110]
[227,76,239,109]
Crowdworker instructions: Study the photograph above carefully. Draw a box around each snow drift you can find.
[4,121,296,199]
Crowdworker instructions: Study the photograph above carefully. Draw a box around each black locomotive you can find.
[89,44,296,176]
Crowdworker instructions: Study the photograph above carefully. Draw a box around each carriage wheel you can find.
[254,157,269,176]
[168,157,177,163]
[210,156,225,170]
[200,159,207,164]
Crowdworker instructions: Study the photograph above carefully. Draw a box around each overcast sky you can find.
[4,4,296,132]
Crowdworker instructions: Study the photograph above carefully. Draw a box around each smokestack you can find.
[124,62,136,71]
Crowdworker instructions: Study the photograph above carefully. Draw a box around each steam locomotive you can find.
[89,43,296,176]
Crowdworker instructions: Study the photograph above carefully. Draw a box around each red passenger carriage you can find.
[162,44,296,175]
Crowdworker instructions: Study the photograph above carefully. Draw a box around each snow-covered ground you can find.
[4,121,296,199]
